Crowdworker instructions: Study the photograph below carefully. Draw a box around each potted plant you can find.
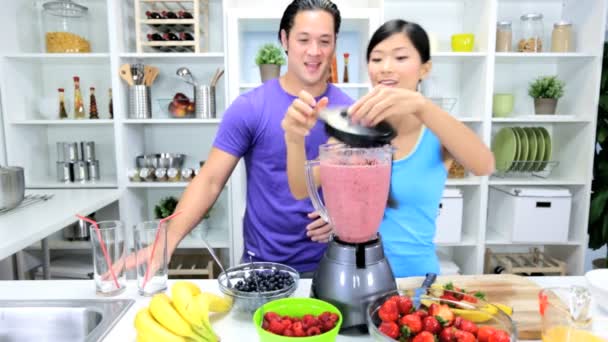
[255,43,285,82]
[154,196,212,230]
[588,42,608,269]
[528,75,565,114]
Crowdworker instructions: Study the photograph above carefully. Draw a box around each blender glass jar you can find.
[42,0,91,53]
[518,13,544,52]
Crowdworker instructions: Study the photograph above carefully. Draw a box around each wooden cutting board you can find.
[397,274,543,340]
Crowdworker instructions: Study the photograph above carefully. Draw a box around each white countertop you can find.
[0,277,607,341]
[0,189,120,260]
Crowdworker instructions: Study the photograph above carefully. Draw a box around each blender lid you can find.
[43,0,88,17]
[319,107,396,147]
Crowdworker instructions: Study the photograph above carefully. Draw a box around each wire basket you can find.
[493,160,559,178]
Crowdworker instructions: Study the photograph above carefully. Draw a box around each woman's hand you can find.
[348,85,427,126]
[281,90,329,144]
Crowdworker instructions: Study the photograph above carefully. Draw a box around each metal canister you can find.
[74,160,89,182]
[88,160,100,180]
[129,85,152,119]
[84,141,95,161]
[56,161,74,182]
[66,142,78,162]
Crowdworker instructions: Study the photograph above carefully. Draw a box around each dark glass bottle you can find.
[178,11,193,19]
[147,33,165,41]
[108,88,113,119]
[179,32,194,41]
[89,87,99,119]
[58,88,68,119]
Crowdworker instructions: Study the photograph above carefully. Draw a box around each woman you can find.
[281,19,494,277]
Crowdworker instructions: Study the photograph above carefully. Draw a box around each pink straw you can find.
[77,215,120,290]
[142,211,182,288]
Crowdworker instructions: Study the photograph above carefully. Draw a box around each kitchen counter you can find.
[0,189,120,260]
[0,277,606,341]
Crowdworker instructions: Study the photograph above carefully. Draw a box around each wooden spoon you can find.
[119,64,134,86]
[144,65,160,86]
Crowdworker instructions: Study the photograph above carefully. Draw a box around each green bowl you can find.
[253,297,343,341]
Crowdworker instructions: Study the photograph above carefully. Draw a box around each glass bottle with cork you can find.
[58,88,68,119]
[343,53,350,83]
[89,87,99,119]
[108,88,114,119]
[73,76,85,119]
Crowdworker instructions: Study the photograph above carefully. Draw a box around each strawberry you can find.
[461,294,478,303]
[378,321,400,339]
[412,331,437,342]
[422,315,441,334]
[455,329,477,342]
[488,329,511,342]
[399,314,423,336]
[306,326,322,336]
[477,326,497,342]
[396,296,414,315]
[413,309,429,319]
[454,317,478,336]
[283,329,295,336]
[440,293,459,303]
[429,303,455,327]
[439,327,457,342]
[378,299,400,322]
[328,312,339,323]
[321,320,335,332]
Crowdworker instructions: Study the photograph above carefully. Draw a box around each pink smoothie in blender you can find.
[306,144,393,244]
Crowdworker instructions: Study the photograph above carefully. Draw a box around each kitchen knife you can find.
[413,272,437,310]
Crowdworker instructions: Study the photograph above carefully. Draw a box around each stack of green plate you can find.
[491,126,552,173]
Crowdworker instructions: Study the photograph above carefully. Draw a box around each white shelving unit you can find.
[0,0,604,275]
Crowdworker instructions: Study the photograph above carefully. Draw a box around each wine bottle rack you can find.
[134,0,209,53]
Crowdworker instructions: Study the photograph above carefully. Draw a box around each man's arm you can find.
[166,147,239,256]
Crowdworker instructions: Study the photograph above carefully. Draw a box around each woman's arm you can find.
[349,86,494,176]
[416,100,494,176]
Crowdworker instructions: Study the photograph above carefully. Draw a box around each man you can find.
[164,0,352,275]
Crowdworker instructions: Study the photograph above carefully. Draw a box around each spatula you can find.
[413,272,437,310]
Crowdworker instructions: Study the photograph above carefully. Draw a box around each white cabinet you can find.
[0,0,604,275]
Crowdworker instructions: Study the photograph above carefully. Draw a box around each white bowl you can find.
[585,269,608,310]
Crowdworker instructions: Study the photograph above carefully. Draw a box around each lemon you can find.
[493,302,513,316]
[451,308,494,323]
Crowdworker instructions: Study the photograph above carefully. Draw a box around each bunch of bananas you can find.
[134,281,233,341]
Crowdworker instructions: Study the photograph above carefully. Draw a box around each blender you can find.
[306,108,398,333]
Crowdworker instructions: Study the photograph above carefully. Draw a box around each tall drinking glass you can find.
[89,220,127,296]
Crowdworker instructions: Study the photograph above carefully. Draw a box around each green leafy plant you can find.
[528,75,565,99]
[255,43,286,66]
[588,42,608,268]
[154,196,212,220]
[154,196,178,219]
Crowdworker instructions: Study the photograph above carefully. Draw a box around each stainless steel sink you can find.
[0,299,134,342]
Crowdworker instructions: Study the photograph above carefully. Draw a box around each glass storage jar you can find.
[551,21,573,52]
[42,0,91,53]
[518,13,544,52]
[496,21,512,52]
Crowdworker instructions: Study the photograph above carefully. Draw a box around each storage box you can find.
[434,188,463,244]
[488,186,572,243]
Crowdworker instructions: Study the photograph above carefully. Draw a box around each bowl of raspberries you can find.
[253,297,342,341]
[218,262,299,314]
[366,289,516,341]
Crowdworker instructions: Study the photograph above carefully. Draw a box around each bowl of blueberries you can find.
[218,262,299,314]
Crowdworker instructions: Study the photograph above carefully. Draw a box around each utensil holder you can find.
[194,85,216,119]
[129,85,152,119]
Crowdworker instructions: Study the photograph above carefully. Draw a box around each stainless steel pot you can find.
[0,166,25,210]
[63,213,94,241]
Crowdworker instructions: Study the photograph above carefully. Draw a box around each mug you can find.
[493,93,514,117]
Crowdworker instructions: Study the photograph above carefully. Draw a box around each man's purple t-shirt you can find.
[213,79,353,272]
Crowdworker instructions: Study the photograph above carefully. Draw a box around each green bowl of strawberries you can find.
[366,289,516,341]
[253,297,342,341]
